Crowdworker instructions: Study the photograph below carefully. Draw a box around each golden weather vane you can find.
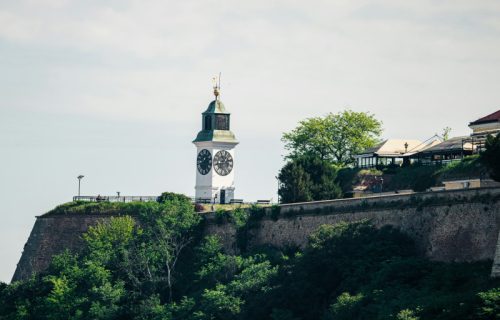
[212,72,221,99]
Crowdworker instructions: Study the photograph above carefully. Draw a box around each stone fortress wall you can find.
[13,187,500,282]
[12,214,118,282]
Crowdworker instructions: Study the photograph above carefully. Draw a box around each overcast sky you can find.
[1,0,499,282]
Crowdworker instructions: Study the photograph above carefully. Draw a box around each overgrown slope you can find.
[1,199,499,320]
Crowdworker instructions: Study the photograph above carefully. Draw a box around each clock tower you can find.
[193,83,238,204]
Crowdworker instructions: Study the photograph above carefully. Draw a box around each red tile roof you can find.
[470,109,500,125]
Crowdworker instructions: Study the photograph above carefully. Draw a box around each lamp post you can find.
[77,175,84,198]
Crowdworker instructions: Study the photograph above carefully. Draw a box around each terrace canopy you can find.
[354,139,428,168]
[417,136,474,164]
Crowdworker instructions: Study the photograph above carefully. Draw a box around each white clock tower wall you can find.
[192,87,238,205]
[194,142,236,203]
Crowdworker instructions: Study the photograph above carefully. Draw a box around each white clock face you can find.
[213,150,233,176]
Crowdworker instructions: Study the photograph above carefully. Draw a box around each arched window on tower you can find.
[204,115,212,130]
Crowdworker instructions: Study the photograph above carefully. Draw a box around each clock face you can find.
[197,149,212,175]
[213,150,233,176]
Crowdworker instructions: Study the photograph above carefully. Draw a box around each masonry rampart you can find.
[204,188,500,262]
[12,214,115,282]
[13,187,500,282]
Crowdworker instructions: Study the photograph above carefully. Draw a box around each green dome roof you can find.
[203,100,229,114]
[193,130,238,143]
[193,98,238,144]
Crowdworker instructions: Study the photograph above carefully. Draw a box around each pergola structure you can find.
[353,109,500,169]
[416,136,474,165]
[354,139,434,168]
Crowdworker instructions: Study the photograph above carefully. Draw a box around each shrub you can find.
[157,192,192,204]
[481,133,500,182]
[384,165,439,192]
[477,288,500,319]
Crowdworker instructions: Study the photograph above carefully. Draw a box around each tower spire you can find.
[212,72,221,100]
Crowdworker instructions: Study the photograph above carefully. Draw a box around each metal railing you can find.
[73,196,160,203]
[73,195,274,205]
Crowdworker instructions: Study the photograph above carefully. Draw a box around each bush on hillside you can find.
[384,164,439,192]
[337,156,487,194]
[481,133,500,182]
[157,192,192,204]
[437,155,485,181]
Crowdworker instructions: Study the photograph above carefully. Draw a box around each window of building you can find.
[204,115,212,130]
[215,114,230,130]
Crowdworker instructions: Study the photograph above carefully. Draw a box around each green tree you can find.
[302,157,342,200]
[442,127,452,141]
[200,284,243,320]
[325,292,364,320]
[83,216,136,269]
[194,236,243,287]
[278,156,342,203]
[481,133,500,182]
[278,159,313,203]
[42,251,125,320]
[282,110,382,165]
[396,309,420,320]
[133,294,172,320]
[135,199,202,303]
[477,288,500,319]
[189,237,278,320]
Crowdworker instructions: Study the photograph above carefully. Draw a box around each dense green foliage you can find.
[277,110,382,202]
[384,165,439,192]
[335,165,437,194]
[335,155,487,194]
[437,155,485,181]
[481,133,500,182]
[282,110,382,166]
[46,201,135,216]
[47,193,193,216]
[278,156,342,203]
[157,192,192,204]
[335,168,383,195]
[1,199,499,320]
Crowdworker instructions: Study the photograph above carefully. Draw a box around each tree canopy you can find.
[481,133,500,182]
[278,156,342,203]
[282,110,383,166]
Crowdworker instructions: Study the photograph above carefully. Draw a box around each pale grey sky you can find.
[1,0,499,282]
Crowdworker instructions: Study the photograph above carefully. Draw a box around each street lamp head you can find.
[77,175,84,198]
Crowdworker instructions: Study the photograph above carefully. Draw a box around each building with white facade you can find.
[193,87,238,204]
